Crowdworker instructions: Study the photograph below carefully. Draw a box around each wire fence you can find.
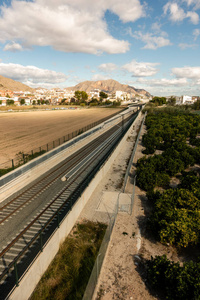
[130,175,137,215]
[0,111,122,178]
[123,111,147,192]
[82,208,117,300]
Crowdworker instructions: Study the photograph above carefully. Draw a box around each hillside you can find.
[66,79,151,97]
[0,75,34,92]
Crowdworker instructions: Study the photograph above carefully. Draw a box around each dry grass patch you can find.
[30,221,107,300]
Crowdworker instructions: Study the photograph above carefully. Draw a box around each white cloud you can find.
[3,42,24,52]
[91,74,110,81]
[0,63,68,85]
[193,28,200,40]
[129,64,200,96]
[186,11,199,24]
[164,2,199,24]
[182,0,200,10]
[108,0,145,22]
[164,3,186,22]
[0,0,146,54]
[172,66,200,79]
[132,30,172,49]
[151,22,168,37]
[178,43,197,49]
[98,63,117,72]
[137,77,188,86]
[151,22,161,32]
[122,60,159,77]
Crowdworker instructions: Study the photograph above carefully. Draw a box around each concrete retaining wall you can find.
[8,112,140,300]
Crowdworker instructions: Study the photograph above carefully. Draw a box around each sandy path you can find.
[0,108,120,165]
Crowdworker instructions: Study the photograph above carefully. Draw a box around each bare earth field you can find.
[0,108,121,165]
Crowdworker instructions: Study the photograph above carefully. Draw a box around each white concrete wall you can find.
[9,112,140,300]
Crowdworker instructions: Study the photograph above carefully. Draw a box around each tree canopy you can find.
[150,96,167,106]
[75,90,88,103]
[99,91,108,101]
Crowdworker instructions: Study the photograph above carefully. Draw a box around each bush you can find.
[149,189,200,247]
[146,255,200,299]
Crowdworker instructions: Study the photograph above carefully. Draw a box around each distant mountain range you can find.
[0,75,34,92]
[0,75,150,97]
[66,79,151,97]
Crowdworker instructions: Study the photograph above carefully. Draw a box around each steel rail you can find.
[0,118,123,260]
[0,130,112,224]
[0,118,128,287]
[0,119,126,257]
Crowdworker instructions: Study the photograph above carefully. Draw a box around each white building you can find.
[90,89,100,99]
[115,91,130,101]
[175,95,195,105]
[182,95,193,104]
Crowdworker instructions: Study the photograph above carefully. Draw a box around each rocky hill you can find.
[66,79,151,97]
[0,75,34,92]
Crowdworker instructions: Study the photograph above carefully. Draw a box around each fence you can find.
[0,110,122,178]
[130,175,137,215]
[123,111,147,192]
[82,205,118,300]
[82,187,138,299]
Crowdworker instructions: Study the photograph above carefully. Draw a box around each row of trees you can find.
[1,90,111,107]
[137,108,200,297]
[60,90,109,106]
[136,109,200,247]
[0,99,50,106]
[1,89,124,107]
[150,96,176,107]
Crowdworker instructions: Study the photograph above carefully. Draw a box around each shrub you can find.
[149,189,200,247]
[146,255,200,299]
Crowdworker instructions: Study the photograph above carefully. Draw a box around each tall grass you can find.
[30,221,107,300]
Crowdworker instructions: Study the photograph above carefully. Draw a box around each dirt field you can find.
[0,108,121,165]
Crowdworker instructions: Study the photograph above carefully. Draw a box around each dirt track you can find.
[0,108,121,165]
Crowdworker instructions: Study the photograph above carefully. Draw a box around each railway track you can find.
[0,109,139,298]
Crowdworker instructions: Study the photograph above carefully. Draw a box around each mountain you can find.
[66,79,151,97]
[0,75,34,92]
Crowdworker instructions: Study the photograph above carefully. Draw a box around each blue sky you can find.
[0,0,200,96]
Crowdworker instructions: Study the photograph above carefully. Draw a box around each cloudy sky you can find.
[0,0,200,96]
